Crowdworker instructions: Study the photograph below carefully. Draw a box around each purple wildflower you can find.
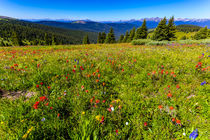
[189,129,198,140]
[201,81,206,86]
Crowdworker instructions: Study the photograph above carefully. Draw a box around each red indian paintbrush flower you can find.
[158,105,163,110]
[169,106,174,110]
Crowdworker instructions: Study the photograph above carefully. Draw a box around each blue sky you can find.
[0,0,210,21]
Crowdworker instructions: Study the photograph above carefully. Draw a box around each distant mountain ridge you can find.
[26,17,210,37]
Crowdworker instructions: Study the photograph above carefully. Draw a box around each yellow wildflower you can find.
[82,112,85,115]
[95,115,100,121]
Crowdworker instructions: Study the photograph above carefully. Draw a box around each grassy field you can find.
[0,44,209,139]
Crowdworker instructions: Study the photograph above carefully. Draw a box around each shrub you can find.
[131,39,151,45]
[145,40,169,46]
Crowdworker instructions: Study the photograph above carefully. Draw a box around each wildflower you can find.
[176,120,181,125]
[183,132,186,136]
[74,65,76,68]
[39,96,47,101]
[57,113,60,118]
[85,90,88,93]
[201,81,206,85]
[50,107,53,110]
[100,116,105,124]
[45,102,49,106]
[33,101,40,109]
[172,118,175,122]
[176,84,180,89]
[147,73,151,76]
[189,129,198,140]
[90,98,93,103]
[47,86,51,89]
[144,122,147,127]
[122,69,124,72]
[41,118,45,122]
[102,82,106,86]
[37,64,40,68]
[36,85,39,88]
[165,71,168,75]
[169,106,174,110]
[40,82,43,85]
[81,85,84,90]
[167,93,172,98]
[96,99,100,104]
[111,107,114,111]
[82,112,85,115]
[115,129,119,135]
[72,69,76,73]
[152,71,156,75]
[126,122,129,125]
[107,108,112,112]
[96,79,99,83]
[168,85,170,88]
[102,100,106,103]
[161,69,164,74]
[98,74,100,78]
[158,105,163,110]
[96,115,100,121]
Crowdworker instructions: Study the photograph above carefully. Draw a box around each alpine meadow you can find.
[0,0,210,139]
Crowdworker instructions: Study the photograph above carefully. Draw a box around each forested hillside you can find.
[0,18,98,46]
[176,24,202,32]
[35,21,136,37]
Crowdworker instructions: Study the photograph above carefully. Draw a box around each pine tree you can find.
[11,31,22,46]
[128,27,136,42]
[152,17,168,41]
[134,19,147,39]
[97,32,102,43]
[83,35,90,44]
[105,28,116,44]
[101,32,106,43]
[52,35,55,45]
[123,31,129,43]
[194,26,208,40]
[167,16,176,41]
[119,34,124,43]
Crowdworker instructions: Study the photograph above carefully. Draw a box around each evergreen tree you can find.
[11,31,22,46]
[44,33,51,45]
[128,27,136,42]
[101,32,106,43]
[123,31,129,43]
[83,35,90,44]
[119,34,124,43]
[105,28,116,44]
[167,16,176,41]
[152,17,168,41]
[97,32,102,43]
[194,26,208,40]
[52,35,55,45]
[134,19,147,39]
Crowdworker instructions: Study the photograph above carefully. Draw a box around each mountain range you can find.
[23,17,210,37]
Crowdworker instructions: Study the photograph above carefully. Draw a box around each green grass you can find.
[0,44,209,139]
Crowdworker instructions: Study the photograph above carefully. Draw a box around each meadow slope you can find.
[0,44,209,139]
